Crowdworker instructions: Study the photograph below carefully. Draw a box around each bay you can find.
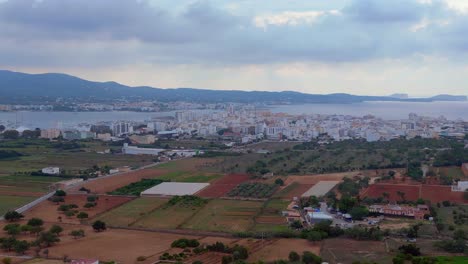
[270,101,468,121]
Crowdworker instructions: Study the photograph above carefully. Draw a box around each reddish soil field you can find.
[69,169,168,194]
[421,185,465,204]
[248,239,321,263]
[25,194,134,224]
[361,183,421,202]
[276,183,314,199]
[46,225,201,264]
[256,216,287,224]
[197,174,250,198]
[362,183,467,204]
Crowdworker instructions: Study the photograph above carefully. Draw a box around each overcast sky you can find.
[1,0,468,96]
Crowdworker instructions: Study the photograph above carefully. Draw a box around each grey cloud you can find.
[0,0,468,67]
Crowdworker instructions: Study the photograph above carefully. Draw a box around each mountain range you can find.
[0,70,466,104]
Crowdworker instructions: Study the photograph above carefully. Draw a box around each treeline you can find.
[108,178,165,196]
[0,150,22,160]
[196,151,241,158]
[294,137,463,151]
[249,137,467,176]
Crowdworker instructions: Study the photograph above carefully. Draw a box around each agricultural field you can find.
[132,196,207,229]
[437,166,466,179]
[321,238,393,264]
[248,238,320,263]
[435,256,468,264]
[181,199,263,232]
[436,205,468,233]
[24,194,133,224]
[96,197,168,227]
[0,195,36,215]
[197,174,251,198]
[155,157,220,173]
[157,171,223,183]
[70,169,168,194]
[108,178,165,195]
[251,199,289,232]
[227,182,278,199]
[273,182,313,199]
[0,174,62,195]
[0,139,154,176]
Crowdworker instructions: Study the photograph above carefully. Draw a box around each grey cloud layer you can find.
[0,0,466,67]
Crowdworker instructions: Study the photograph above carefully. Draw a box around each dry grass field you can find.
[95,197,168,227]
[25,194,133,224]
[181,199,263,232]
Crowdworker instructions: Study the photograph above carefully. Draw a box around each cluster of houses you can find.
[4,107,467,145]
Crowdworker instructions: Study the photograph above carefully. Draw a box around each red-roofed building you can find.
[368,204,428,220]
[462,163,468,177]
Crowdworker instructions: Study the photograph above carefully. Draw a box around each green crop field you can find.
[0,139,153,176]
[262,199,289,214]
[0,195,36,215]
[157,171,222,183]
[132,196,207,229]
[250,223,290,233]
[96,197,167,227]
[436,205,468,234]
[0,174,63,194]
[436,256,468,264]
[181,199,263,232]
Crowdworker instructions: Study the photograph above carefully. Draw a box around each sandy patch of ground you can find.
[25,194,133,224]
[248,239,321,262]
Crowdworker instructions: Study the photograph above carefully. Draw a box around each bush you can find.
[398,244,421,256]
[92,220,106,232]
[302,251,322,264]
[274,178,284,186]
[171,238,200,248]
[288,251,300,262]
[3,211,24,222]
[27,218,44,227]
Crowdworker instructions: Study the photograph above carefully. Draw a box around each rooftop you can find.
[141,182,210,196]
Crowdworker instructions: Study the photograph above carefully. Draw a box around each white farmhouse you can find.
[42,167,60,175]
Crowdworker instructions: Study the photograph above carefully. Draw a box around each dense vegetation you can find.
[108,179,165,196]
[228,183,278,198]
[166,195,207,207]
[196,151,241,158]
[0,150,22,160]
[244,137,467,176]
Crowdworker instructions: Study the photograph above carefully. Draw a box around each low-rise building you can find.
[462,163,468,177]
[96,133,111,141]
[42,167,60,175]
[40,128,61,139]
[368,204,428,220]
[452,181,468,192]
[306,212,334,224]
[62,130,81,140]
[122,143,164,155]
